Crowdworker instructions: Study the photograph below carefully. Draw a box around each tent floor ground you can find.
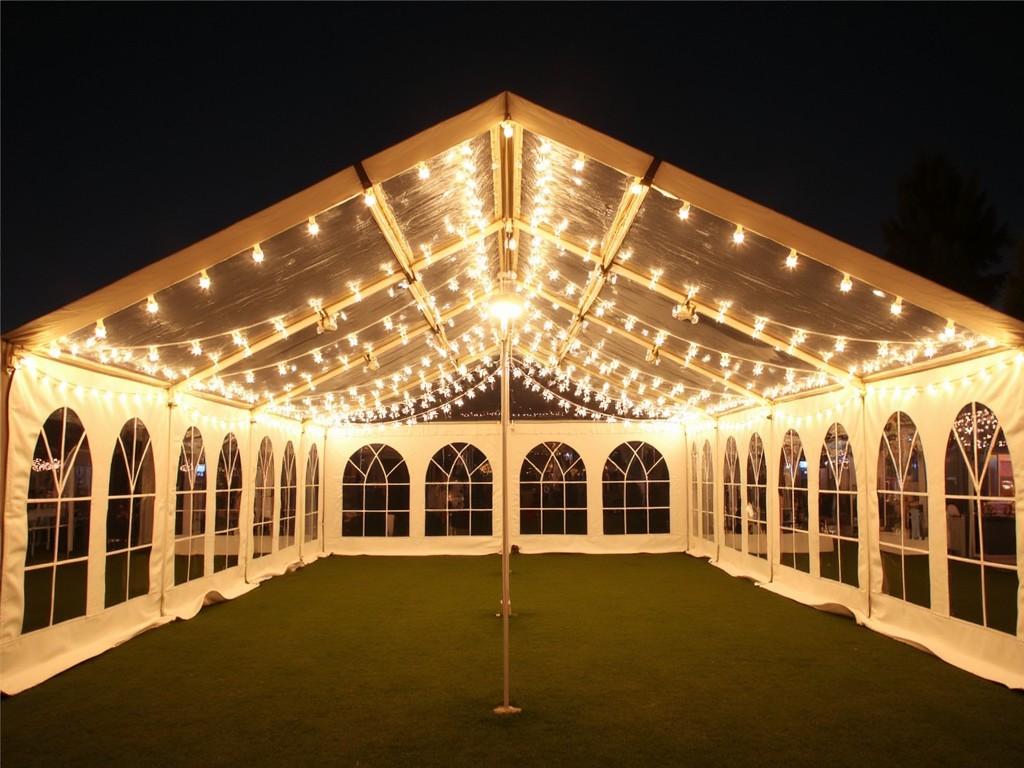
[3,554,1021,767]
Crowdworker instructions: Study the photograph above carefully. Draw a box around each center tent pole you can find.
[494,315,521,716]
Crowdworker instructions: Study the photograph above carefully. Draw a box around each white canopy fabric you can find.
[1,93,1021,694]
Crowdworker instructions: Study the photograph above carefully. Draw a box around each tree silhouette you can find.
[883,154,1009,305]
[1001,241,1024,320]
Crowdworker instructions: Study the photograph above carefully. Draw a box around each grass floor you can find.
[2,554,1022,767]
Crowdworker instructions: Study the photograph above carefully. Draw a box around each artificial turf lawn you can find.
[2,554,1022,767]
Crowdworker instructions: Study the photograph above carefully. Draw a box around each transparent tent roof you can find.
[7,92,1021,427]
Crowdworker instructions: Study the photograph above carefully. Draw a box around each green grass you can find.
[2,554,1022,767]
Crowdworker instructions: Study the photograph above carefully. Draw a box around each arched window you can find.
[946,402,1017,634]
[819,422,858,587]
[520,442,587,535]
[304,444,320,544]
[690,443,699,538]
[279,442,297,549]
[723,437,741,550]
[174,427,206,585]
[779,429,809,572]
[214,433,242,572]
[701,441,714,541]
[23,407,91,633]
[252,437,275,558]
[426,443,492,536]
[602,441,670,535]
[747,434,768,560]
[878,412,929,606]
[106,418,155,607]
[343,444,411,536]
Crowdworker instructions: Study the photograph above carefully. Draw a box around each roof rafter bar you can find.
[536,285,770,406]
[174,270,406,392]
[551,161,659,364]
[518,218,858,386]
[271,293,486,405]
[357,161,457,358]
[608,261,860,386]
[173,221,503,393]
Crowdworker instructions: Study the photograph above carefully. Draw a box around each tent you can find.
[1,92,1021,694]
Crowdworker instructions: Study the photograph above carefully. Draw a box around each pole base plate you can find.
[493,705,523,716]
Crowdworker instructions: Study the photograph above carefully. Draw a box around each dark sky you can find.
[3,4,1022,333]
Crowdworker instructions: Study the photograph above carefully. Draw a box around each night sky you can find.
[3,4,1021,333]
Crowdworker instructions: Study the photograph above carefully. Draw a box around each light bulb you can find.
[572,154,585,172]
[307,216,320,236]
[890,297,903,316]
[198,270,211,290]
[732,225,745,245]
[677,203,691,221]
[630,181,646,195]
[417,163,430,180]
[785,249,798,269]
[94,319,107,339]
[252,244,264,263]
[502,121,514,139]
[146,295,159,314]
[872,289,886,298]
[839,274,852,293]
[364,191,376,207]
[942,319,955,341]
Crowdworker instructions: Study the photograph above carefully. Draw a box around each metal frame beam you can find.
[270,295,486,405]
[517,218,858,386]
[173,220,503,394]
[550,167,654,363]
[536,286,770,405]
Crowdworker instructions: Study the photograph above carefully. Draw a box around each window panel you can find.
[214,434,242,573]
[304,444,321,544]
[779,429,809,573]
[424,443,491,536]
[343,444,412,538]
[945,402,1017,633]
[24,408,93,631]
[603,442,669,535]
[106,418,155,608]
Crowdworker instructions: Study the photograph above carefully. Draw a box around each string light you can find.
[363,191,376,207]
[145,295,159,314]
[785,249,799,269]
[943,320,956,341]
[678,202,691,221]
[307,217,320,236]
[198,270,211,290]
[502,121,514,139]
[890,296,903,316]
[252,244,264,263]
[417,163,430,180]
[732,225,745,245]
[839,274,852,293]
[572,153,585,172]
[94,319,107,339]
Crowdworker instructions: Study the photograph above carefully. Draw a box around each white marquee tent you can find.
[2,92,1022,694]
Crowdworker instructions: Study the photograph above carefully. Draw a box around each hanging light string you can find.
[511,358,699,425]
[282,341,499,418]
[35,120,1007,427]
[278,359,499,428]
[514,352,755,418]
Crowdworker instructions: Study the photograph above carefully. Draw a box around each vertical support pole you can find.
[494,320,521,716]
